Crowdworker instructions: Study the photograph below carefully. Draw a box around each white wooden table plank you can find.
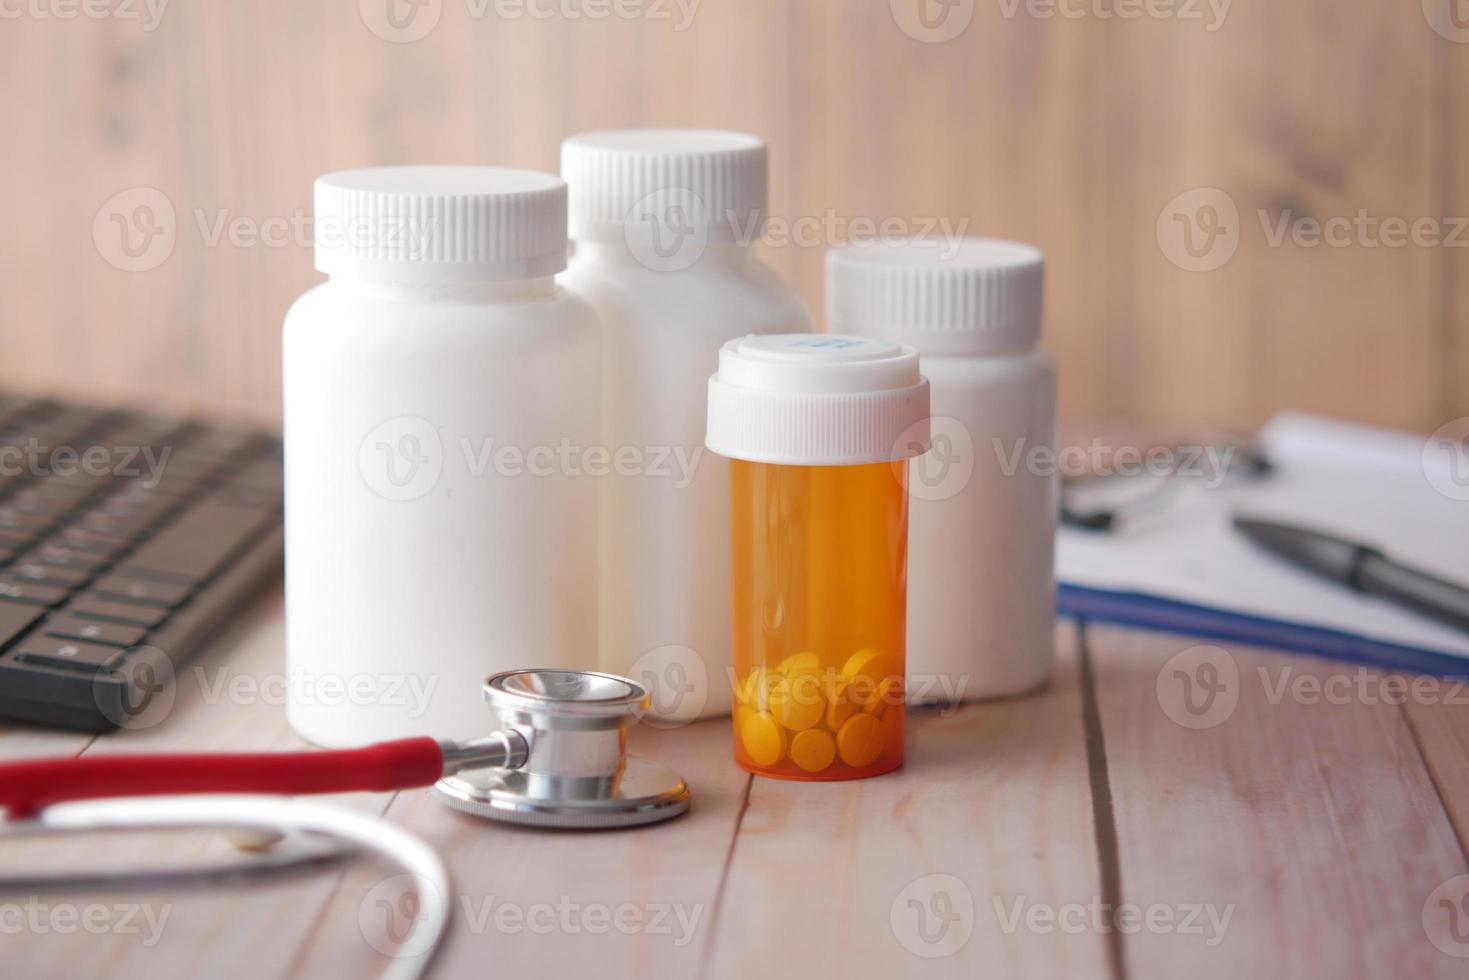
[1086,624,1467,978]
[705,621,1108,979]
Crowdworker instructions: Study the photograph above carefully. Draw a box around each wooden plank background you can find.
[0,0,1465,435]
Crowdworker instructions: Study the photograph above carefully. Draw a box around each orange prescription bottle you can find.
[705,335,930,780]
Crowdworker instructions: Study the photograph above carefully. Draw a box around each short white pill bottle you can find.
[284,166,600,746]
[559,130,812,722]
[826,239,1057,702]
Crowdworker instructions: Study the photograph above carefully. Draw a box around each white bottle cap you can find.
[826,238,1045,356]
[314,166,568,283]
[706,334,930,466]
[560,129,767,241]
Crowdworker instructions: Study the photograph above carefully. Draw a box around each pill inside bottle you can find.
[707,334,930,781]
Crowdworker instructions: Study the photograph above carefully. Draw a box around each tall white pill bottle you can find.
[284,166,600,746]
[560,130,812,722]
[826,239,1056,702]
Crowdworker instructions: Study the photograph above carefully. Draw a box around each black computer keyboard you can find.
[0,395,283,730]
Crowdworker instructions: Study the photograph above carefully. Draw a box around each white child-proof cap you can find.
[825,238,1045,356]
[560,129,767,241]
[314,165,569,283]
[706,334,931,466]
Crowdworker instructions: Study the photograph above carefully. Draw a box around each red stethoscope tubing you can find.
[0,737,445,819]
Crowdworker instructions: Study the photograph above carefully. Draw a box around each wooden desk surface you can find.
[4,588,1469,978]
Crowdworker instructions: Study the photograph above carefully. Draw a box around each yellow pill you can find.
[843,647,896,687]
[739,710,787,767]
[864,676,904,720]
[777,651,821,676]
[738,668,776,710]
[825,677,859,731]
[790,728,837,773]
[770,673,824,731]
[836,713,884,768]
[846,674,877,709]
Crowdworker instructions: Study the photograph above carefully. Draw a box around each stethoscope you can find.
[0,668,691,980]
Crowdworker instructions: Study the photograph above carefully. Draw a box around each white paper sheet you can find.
[1057,413,1469,658]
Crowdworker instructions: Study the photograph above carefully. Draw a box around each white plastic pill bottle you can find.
[826,238,1056,702]
[283,166,600,746]
[559,130,812,722]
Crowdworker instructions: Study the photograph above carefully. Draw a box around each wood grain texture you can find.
[1104,0,1450,432]
[1084,623,1467,978]
[5,610,1469,976]
[0,0,1463,434]
[1432,1,1469,429]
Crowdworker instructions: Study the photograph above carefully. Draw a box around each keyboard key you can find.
[64,596,170,628]
[228,459,284,493]
[5,488,78,520]
[193,429,258,461]
[102,489,157,513]
[10,561,91,589]
[148,454,221,482]
[94,493,177,526]
[0,578,68,607]
[91,574,190,609]
[43,614,147,648]
[0,600,45,649]
[0,509,50,536]
[118,499,274,586]
[216,485,279,509]
[77,510,148,539]
[37,467,111,498]
[51,526,131,555]
[15,636,123,673]
[26,544,111,574]
[91,426,187,469]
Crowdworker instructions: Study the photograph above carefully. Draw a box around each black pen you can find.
[1233,515,1469,636]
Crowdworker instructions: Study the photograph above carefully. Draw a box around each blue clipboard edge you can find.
[1057,582,1469,678]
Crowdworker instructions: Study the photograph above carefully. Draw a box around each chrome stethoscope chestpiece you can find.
[431,669,691,830]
